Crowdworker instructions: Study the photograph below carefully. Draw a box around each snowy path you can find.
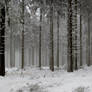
[0,66,92,92]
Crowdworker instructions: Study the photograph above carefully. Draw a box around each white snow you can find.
[0,66,92,92]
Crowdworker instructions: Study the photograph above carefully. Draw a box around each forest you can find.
[0,0,92,92]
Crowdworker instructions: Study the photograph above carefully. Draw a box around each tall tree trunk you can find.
[57,12,59,68]
[74,0,78,70]
[49,1,54,71]
[13,36,15,67]
[67,0,73,72]
[80,14,82,67]
[0,5,5,76]
[10,19,14,67]
[87,12,90,66]
[39,8,42,69]
[21,0,25,69]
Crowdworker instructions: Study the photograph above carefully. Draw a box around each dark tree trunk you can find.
[57,12,59,68]
[39,8,42,69]
[49,1,54,71]
[80,14,82,67]
[0,5,5,76]
[67,0,73,72]
[74,0,78,70]
[21,0,25,69]
[87,12,90,66]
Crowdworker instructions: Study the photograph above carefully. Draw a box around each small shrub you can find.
[73,87,89,92]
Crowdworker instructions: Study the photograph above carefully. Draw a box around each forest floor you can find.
[0,66,92,92]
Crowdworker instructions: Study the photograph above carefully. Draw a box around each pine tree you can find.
[39,8,42,69]
[74,0,78,70]
[0,4,5,76]
[49,0,54,71]
[87,11,90,66]
[67,0,73,72]
[80,4,82,66]
[57,12,59,68]
[21,0,25,69]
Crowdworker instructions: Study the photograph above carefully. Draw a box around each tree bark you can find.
[57,12,59,68]
[74,0,78,70]
[21,0,25,69]
[0,5,5,76]
[49,1,54,71]
[67,0,73,72]
[39,8,42,69]
[80,14,82,66]
[87,12,90,66]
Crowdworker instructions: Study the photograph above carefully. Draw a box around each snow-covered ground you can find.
[0,66,92,92]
